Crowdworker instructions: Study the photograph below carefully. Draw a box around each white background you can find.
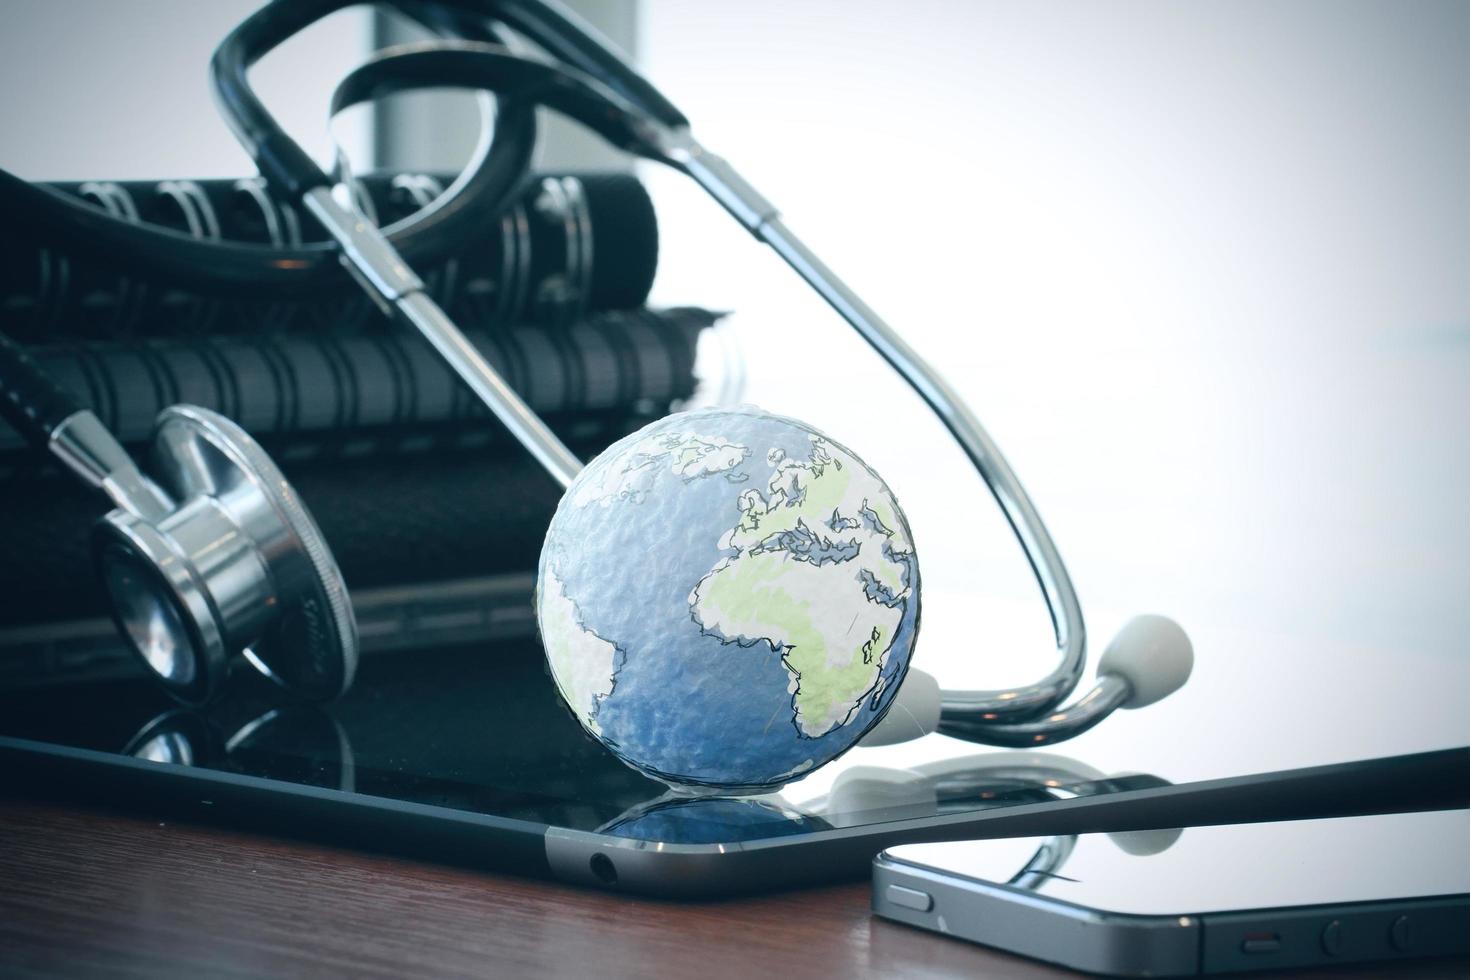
[0,1,374,180]
[634,0,1470,792]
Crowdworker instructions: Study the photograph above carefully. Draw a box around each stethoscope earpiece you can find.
[860,615,1193,749]
[91,406,357,704]
[1095,615,1194,709]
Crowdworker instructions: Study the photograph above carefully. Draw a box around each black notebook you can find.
[0,306,720,461]
[0,171,659,340]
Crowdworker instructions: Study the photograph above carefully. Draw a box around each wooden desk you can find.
[2,798,1465,979]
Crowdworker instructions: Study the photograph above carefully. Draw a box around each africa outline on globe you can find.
[537,406,921,792]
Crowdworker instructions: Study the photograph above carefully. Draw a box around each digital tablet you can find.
[3,576,1465,898]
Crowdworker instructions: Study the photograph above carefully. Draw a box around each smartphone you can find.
[873,809,1470,976]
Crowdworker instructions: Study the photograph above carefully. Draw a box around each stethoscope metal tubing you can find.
[666,134,1089,726]
[303,186,584,488]
[935,673,1131,748]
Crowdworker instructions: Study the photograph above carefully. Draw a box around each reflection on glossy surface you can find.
[888,810,1470,916]
[129,729,197,767]
[0,611,1183,845]
[602,794,831,845]
[3,636,668,831]
[3,598,1464,847]
[816,751,1171,828]
[1006,833,1079,890]
[122,703,355,793]
[122,710,216,766]
[1005,825,1183,893]
[599,749,1168,843]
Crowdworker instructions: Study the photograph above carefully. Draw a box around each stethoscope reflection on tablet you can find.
[600,752,1182,855]
[0,1,1191,753]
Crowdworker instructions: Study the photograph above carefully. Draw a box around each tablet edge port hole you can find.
[589,852,618,885]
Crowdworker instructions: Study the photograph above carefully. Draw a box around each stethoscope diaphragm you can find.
[94,405,357,704]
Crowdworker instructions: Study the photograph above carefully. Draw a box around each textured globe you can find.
[537,406,921,791]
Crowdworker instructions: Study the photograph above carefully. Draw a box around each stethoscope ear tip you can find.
[1097,615,1194,709]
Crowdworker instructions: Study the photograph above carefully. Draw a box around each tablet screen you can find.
[3,573,1465,846]
[0,581,1151,845]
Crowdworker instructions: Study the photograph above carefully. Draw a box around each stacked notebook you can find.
[0,171,720,637]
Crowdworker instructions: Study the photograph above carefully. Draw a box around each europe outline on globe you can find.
[537,406,921,791]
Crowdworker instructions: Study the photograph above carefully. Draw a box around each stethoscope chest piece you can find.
[93,406,357,704]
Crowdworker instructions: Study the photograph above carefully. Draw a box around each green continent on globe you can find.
[690,437,915,739]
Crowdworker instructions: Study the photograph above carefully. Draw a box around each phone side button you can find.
[1321,919,1343,956]
[885,884,934,912]
[1390,914,1413,951]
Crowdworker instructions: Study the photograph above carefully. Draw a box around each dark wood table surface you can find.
[2,797,1466,979]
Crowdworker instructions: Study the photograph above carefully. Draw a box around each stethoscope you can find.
[0,0,1192,748]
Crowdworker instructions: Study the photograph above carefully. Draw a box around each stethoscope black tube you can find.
[357,0,690,128]
[0,3,537,298]
[0,331,84,452]
[329,43,658,156]
[208,0,684,203]
[0,126,535,299]
[210,0,343,195]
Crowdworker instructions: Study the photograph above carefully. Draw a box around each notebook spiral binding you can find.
[0,171,659,342]
[0,306,721,463]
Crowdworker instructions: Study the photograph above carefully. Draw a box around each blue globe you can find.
[537,406,921,791]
